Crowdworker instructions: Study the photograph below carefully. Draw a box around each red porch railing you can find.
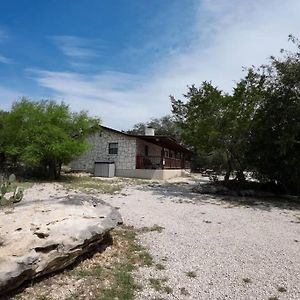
[136,155,190,170]
[164,157,182,169]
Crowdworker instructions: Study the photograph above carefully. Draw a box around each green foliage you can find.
[171,81,256,180]
[171,35,300,193]
[246,36,300,194]
[127,115,183,142]
[171,82,225,153]
[0,99,100,179]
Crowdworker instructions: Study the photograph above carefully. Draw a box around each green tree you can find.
[1,98,100,179]
[171,82,233,179]
[246,36,300,193]
[127,115,183,141]
[0,110,9,165]
[225,69,266,180]
[171,76,263,181]
[171,35,300,193]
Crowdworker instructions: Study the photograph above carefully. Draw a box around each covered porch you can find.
[135,135,191,170]
[136,155,190,169]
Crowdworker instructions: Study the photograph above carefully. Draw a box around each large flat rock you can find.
[0,190,122,294]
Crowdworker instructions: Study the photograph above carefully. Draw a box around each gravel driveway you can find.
[106,176,300,300]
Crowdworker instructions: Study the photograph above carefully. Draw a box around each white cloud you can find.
[52,35,106,60]
[0,29,12,64]
[0,54,12,64]
[32,0,300,130]
[28,69,152,127]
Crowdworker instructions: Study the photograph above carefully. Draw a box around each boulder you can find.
[0,194,122,294]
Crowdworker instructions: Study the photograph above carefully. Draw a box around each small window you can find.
[109,142,118,155]
[145,145,149,156]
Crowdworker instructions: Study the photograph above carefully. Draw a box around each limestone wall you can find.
[70,128,137,172]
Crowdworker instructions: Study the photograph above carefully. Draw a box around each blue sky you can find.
[0,0,300,129]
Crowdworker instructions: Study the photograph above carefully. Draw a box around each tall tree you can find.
[127,115,183,142]
[171,76,263,181]
[171,82,232,179]
[246,36,300,193]
[1,98,100,179]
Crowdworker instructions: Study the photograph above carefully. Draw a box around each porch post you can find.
[161,148,165,169]
[180,152,184,169]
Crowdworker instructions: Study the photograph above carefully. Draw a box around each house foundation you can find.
[116,169,190,180]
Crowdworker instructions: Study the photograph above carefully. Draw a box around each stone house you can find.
[70,126,191,180]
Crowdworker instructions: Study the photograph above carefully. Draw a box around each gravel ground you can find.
[105,175,300,300]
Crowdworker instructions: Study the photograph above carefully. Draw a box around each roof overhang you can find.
[99,126,192,154]
[135,135,192,154]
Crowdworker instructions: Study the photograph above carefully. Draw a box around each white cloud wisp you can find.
[31,0,300,130]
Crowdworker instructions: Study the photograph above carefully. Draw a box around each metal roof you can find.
[101,125,192,154]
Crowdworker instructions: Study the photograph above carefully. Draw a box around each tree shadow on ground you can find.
[137,181,300,213]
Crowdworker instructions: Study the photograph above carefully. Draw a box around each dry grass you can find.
[149,277,169,292]
[242,277,252,283]
[185,271,197,278]
[155,263,166,270]
[61,174,152,195]
[277,286,287,292]
[180,287,190,296]
[9,225,153,300]
[139,224,165,233]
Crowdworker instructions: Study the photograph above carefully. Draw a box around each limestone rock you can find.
[0,194,122,294]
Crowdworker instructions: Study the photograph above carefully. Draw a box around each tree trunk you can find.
[235,170,245,182]
[56,162,62,179]
[224,171,230,182]
[48,161,58,180]
[224,152,232,183]
[48,164,55,180]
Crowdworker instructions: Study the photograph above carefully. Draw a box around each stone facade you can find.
[70,127,190,179]
[70,128,137,172]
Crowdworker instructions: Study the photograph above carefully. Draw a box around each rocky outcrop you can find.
[0,194,122,294]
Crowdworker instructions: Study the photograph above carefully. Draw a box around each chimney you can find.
[145,127,155,136]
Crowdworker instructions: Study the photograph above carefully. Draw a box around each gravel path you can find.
[106,176,300,300]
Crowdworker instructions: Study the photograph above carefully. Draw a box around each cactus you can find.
[0,174,24,206]
[0,181,8,197]
[11,187,23,203]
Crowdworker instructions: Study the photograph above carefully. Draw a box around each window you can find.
[109,142,118,155]
[145,145,149,156]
